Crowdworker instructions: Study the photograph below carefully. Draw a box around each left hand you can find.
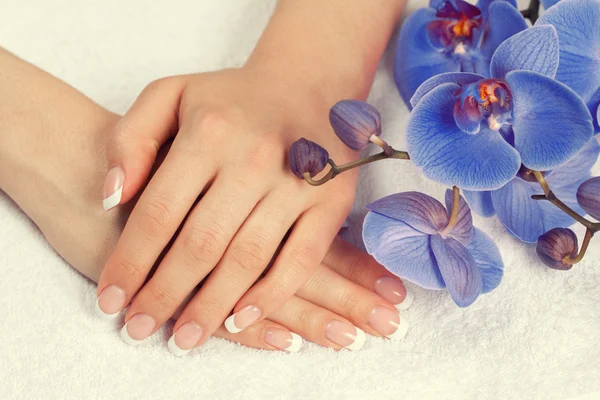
[96,67,360,347]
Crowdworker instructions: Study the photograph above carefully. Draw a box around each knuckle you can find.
[191,296,226,325]
[147,286,179,311]
[228,238,268,274]
[144,76,173,94]
[287,246,318,275]
[138,196,175,237]
[182,223,224,265]
[244,139,283,171]
[338,288,361,315]
[112,255,145,281]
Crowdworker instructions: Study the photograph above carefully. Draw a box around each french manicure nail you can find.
[168,322,204,357]
[103,166,124,211]
[368,306,408,340]
[95,285,126,320]
[374,277,414,311]
[224,305,262,333]
[264,328,303,353]
[120,313,156,346]
[326,320,366,351]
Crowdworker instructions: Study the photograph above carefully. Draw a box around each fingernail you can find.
[103,166,124,211]
[95,285,126,320]
[374,277,414,311]
[326,320,366,351]
[120,313,156,346]
[224,305,262,333]
[368,306,408,340]
[264,328,303,353]
[168,322,204,357]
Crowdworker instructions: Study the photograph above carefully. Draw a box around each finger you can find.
[119,167,270,344]
[171,187,302,344]
[103,76,187,210]
[165,319,302,356]
[225,203,346,334]
[96,137,219,317]
[269,296,365,351]
[296,263,408,341]
[323,236,414,311]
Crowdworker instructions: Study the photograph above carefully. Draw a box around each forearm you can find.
[0,48,118,219]
[246,0,405,105]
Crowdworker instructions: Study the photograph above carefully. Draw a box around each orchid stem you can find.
[440,186,460,236]
[531,170,600,232]
[564,229,594,265]
[303,149,410,186]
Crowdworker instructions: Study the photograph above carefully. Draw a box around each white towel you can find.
[1,1,599,399]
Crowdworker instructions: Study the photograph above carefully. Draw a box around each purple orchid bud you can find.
[329,100,382,151]
[577,176,600,221]
[288,138,329,179]
[536,228,578,271]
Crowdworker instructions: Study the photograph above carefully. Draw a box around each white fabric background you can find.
[1,1,599,399]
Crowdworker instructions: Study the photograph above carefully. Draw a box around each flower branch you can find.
[303,149,410,186]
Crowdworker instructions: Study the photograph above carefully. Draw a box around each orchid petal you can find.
[431,235,482,307]
[479,2,528,61]
[410,72,484,108]
[444,189,476,245]
[465,228,504,293]
[506,70,594,171]
[394,8,461,109]
[491,25,560,80]
[476,0,517,21]
[363,212,446,289]
[537,0,600,102]
[407,83,521,190]
[490,178,579,243]
[366,192,449,234]
[464,190,496,217]
[541,0,560,9]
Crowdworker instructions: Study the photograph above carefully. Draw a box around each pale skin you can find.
[0,46,410,351]
[98,0,408,351]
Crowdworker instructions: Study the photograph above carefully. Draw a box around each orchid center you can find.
[427,0,482,53]
[453,79,513,134]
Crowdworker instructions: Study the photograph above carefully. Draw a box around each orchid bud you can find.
[329,100,382,151]
[536,228,578,271]
[288,138,329,179]
[577,176,600,221]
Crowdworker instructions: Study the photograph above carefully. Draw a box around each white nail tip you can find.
[167,335,191,357]
[285,333,303,353]
[94,298,120,321]
[224,314,242,334]
[103,186,123,211]
[388,315,409,341]
[120,323,146,346]
[395,289,414,311]
[345,327,366,351]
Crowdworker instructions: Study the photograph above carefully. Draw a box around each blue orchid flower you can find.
[363,190,503,307]
[407,25,594,191]
[394,0,527,108]
[537,0,600,133]
[464,138,600,242]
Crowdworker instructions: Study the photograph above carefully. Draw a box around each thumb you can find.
[102,76,187,211]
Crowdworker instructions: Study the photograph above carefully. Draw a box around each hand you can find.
[0,47,413,355]
[96,68,362,348]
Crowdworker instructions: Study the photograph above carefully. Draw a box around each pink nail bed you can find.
[168,322,204,356]
[264,328,302,352]
[95,285,126,320]
[325,320,366,351]
[120,314,156,345]
[374,277,414,311]
[224,305,261,333]
[103,166,124,211]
